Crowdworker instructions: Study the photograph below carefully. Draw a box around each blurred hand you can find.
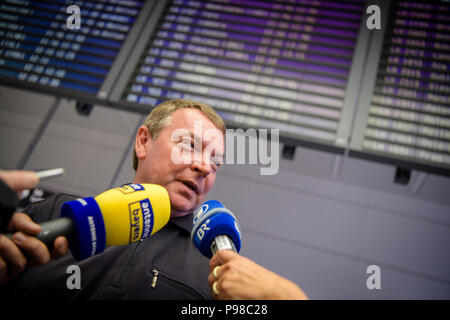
[0,169,39,196]
[208,250,308,300]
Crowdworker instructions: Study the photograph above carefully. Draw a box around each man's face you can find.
[133,108,224,217]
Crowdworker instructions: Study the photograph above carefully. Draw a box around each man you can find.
[0,99,225,298]
[1,99,308,300]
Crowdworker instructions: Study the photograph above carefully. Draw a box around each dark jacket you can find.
[1,193,213,300]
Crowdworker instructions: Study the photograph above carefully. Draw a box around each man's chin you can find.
[169,194,196,217]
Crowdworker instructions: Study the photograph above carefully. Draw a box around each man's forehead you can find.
[168,109,224,149]
[170,108,217,128]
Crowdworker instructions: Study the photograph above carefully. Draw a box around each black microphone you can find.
[5,217,74,249]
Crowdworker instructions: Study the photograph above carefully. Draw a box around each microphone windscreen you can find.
[61,183,170,260]
[96,184,170,245]
[191,200,241,258]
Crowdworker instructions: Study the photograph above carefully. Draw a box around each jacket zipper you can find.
[151,268,159,288]
[149,267,208,299]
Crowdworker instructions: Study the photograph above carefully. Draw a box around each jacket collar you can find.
[169,213,194,235]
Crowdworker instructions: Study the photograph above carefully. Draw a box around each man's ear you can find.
[135,125,151,161]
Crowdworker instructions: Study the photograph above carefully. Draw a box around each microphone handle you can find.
[210,234,236,256]
[4,217,74,249]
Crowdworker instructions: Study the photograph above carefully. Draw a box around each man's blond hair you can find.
[133,98,226,171]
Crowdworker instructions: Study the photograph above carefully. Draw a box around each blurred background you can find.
[0,0,449,298]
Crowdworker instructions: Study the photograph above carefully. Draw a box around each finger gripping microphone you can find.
[6,184,170,261]
[191,200,241,258]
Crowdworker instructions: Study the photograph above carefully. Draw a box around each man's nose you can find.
[191,159,211,176]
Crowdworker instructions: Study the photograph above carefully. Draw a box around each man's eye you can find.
[180,139,194,150]
[211,156,223,169]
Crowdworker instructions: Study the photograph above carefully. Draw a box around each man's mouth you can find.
[179,180,199,195]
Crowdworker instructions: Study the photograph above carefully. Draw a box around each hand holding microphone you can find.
[0,168,69,285]
[1,183,170,285]
[191,199,242,298]
[191,200,308,300]
[208,250,308,300]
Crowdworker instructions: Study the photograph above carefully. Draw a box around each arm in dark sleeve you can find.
[23,193,80,224]
[0,179,18,232]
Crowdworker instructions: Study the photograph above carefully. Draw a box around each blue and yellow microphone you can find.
[6,184,171,260]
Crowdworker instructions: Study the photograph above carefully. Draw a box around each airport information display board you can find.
[121,0,366,150]
[351,0,450,174]
[0,0,449,175]
[0,0,145,100]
